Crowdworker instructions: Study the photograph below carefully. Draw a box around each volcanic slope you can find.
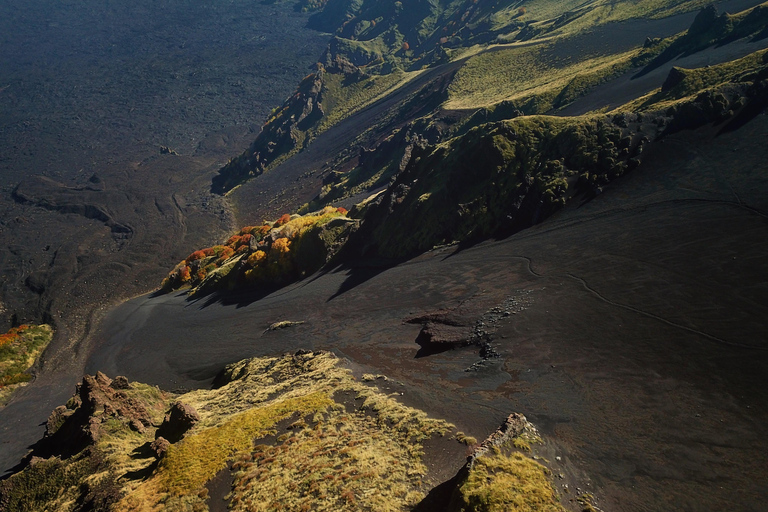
[1,0,767,511]
[76,104,768,512]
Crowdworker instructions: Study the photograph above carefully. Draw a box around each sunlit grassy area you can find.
[617,47,768,113]
[521,0,716,37]
[112,351,454,511]
[459,449,565,512]
[316,70,413,135]
[445,42,643,110]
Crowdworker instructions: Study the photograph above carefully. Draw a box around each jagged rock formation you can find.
[2,353,538,512]
[39,372,154,457]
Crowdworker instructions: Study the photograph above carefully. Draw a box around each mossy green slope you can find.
[212,0,749,194]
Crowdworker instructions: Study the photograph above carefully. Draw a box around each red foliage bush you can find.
[336,207,348,214]
[186,250,208,263]
[226,234,253,249]
[0,332,17,347]
[274,214,292,227]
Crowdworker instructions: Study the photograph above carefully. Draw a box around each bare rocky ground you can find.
[0,0,328,368]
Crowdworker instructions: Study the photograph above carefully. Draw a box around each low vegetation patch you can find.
[458,448,564,512]
[0,324,53,407]
[0,352,463,511]
[161,206,355,296]
[122,352,454,511]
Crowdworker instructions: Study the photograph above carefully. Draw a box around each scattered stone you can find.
[129,419,146,434]
[467,413,536,468]
[265,320,305,333]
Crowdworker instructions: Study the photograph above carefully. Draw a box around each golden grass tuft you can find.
[160,392,333,494]
[115,352,452,511]
[459,448,565,512]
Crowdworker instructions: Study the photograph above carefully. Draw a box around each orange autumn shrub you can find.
[267,237,294,277]
[247,250,267,267]
[226,234,252,249]
[0,326,25,347]
[274,214,292,227]
[239,226,258,235]
[270,237,291,256]
[186,250,208,263]
[217,246,235,260]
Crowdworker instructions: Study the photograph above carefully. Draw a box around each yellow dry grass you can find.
[115,352,453,511]
[459,448,565,512]
[445,46,637,110]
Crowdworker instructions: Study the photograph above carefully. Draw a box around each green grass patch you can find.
[316,70,408,134]
[161,392,333,495]
[446,45,639,110]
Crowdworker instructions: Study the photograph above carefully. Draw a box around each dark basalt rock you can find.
[33,373,153,460]
[110,375,131,390]
[150,437,171,459]
[155,402,201,443]
[661,67,687,92]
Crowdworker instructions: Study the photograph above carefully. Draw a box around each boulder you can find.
[110,376,131,390]
[150,437,171,459]
[156,402,201,443]
[45,406,71,437]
